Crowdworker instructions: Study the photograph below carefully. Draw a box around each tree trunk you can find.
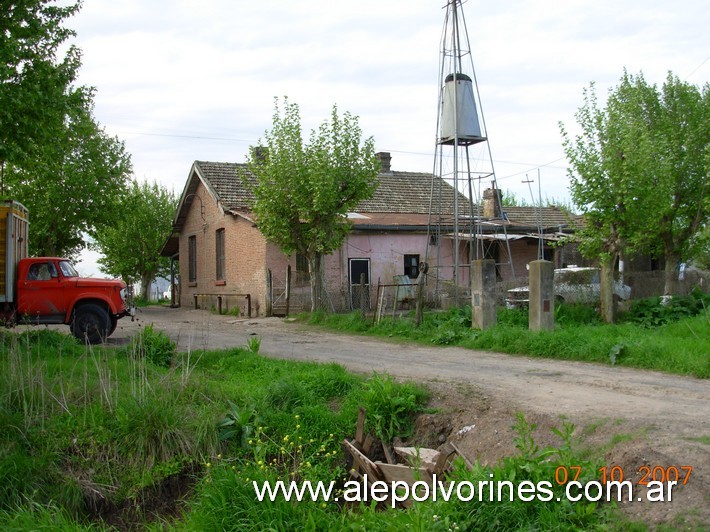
[599,256,615,324]
[140,274,153,302]
[663,249,681,296]
[308,253,324,313]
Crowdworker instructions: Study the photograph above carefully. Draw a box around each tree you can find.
[6,87,132,258]
[244,98,379,311]
[94,180,177,298]
[560,71,709,321]
[1,1,133,259]
[1,0,81,167]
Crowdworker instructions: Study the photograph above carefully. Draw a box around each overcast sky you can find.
[68,0,709,275]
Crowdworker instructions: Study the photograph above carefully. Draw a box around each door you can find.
[17,261,66,323]
[349,258,370,310]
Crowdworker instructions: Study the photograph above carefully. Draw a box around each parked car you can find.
[505,266,632,309]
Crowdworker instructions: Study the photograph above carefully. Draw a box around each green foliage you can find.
[94,180,177,294]
[560,70,710,297]
[114,393,195,468]
[0,0,82,165]
[244,335,261,354]
[129,324,176,367]
[5,86,132,260]
[361,372,429,441]
[623,289,710,327]
[1,1,132,259]
[218,402,260,447]
[243,97,379,311]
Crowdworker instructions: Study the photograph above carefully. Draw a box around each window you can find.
[215,229,225,281]
[404,254,420,279]
[188,235,197,283]
[28,263,52,280]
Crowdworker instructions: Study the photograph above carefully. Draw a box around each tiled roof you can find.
[356,171,464,214]
[175,161,579,231]
[194,160,255,211]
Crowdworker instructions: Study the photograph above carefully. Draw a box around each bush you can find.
[361,372,429,441]
[129,324,176,367]
[624,288,709,327]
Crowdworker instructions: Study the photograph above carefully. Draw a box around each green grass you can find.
[304,300,710,378]
[0,329,635,530]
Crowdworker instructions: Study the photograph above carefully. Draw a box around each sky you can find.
[68,0,709,276]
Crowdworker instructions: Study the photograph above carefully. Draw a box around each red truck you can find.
[0,201,133,343]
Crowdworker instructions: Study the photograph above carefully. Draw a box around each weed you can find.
[218,402,260,448]
[244,335,261,354]
[624,289,710,327]
[129,324,176,367]
[361,372,429,441]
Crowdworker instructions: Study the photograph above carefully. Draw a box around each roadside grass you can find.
[0,328,630,530]
[303,297,709,378]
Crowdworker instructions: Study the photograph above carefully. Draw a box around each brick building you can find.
[161,152,581,315]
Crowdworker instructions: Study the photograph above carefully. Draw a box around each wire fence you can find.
[267,266,710,317]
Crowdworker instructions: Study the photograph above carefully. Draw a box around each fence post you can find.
[265,269,273,317]
[414,263,428,327]
[359,272,367,318]
[285,264,292,317]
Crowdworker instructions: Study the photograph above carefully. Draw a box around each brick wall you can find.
[179,182,270,315]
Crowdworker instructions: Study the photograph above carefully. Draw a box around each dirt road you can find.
[112,306,709,526]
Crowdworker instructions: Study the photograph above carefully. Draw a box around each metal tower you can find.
[426,0,514,304]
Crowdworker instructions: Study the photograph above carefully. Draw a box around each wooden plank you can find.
[375,462,433,485]
[355,407,366,445]
[449,442,475,471]
[432,442,458,474]
[382,442,397,464]
[343,439,382,481]
[363,434,375,455]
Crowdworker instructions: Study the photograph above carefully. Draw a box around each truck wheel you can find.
[109,316,118,336]
[71,304,110,344]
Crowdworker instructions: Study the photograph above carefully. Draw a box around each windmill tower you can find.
[426,0,514,304]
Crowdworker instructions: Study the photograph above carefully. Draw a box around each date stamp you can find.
[551,465,693,502]
[553,465,694,486]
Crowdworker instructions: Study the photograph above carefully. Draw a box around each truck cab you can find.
[16,257,133,343]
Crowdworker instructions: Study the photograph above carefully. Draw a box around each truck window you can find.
[59,261,79,278]
[28,263,55,281]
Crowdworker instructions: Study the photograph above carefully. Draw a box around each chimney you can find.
[375,152,392,173]
[483,187,502,218]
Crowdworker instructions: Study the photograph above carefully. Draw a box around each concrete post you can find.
[529,260,554,331]
[471,259,497,330]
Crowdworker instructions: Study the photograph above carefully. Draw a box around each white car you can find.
[505,267,631,309]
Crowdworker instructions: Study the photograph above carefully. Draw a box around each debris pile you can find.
[342,407,470,508]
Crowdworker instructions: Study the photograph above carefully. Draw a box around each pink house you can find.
[161,152,581,315]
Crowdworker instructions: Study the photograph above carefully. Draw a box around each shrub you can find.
[361,372,429,441]
[624,289,709,327]
[129,324,176,367]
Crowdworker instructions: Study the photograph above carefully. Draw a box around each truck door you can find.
[17,261,66,323]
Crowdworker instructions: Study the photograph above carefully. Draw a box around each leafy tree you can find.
[0,0,81,167]
[244,98,379,311]
[94,180,177,298]
[6,87,132,258]
[560,71,709,320]
[1,0,133,259]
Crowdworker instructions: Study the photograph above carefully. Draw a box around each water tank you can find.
[439,73,486,145]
